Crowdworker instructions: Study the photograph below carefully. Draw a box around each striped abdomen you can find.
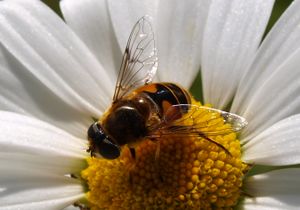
[135,82,192,117]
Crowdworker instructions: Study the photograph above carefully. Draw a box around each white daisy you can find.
[0,0,300,209]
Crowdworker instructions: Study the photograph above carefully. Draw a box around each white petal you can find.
[0,111,87,159]
[156,0,211,88]
[238,49,300,141]
[0,195,82,210]
[107,0,159,51]
[0,45,94,138]
[202,0,274,109]
[242,197,299,210]
[241,168,300,210]
[243,115,300,165]
[0,0,113,117]
[0,112,85,209]
[0,181,83,210]
[232,0,300,138]
[63,206,79,210]
[60,0,122,80]
[0,152,85,176]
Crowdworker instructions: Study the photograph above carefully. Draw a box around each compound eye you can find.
[87,122,120,159]
[99,139,121,159]
[87,122,105,140]
[87,122,97,139]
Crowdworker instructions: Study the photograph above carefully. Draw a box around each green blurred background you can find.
[42,0,293,101]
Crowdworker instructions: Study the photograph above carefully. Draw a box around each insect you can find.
[87,16,248,159]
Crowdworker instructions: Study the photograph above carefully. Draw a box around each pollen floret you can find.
[82,102,249,210]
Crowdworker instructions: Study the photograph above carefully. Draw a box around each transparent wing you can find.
[150,104,248,137]
[148,104,247,154]
[113,16,158,102]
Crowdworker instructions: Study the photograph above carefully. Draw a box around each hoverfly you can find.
[87,16,247,159]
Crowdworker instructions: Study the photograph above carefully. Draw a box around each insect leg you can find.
[154,141,164,182]
[129,147,136,160]
[198,133,232,156]
[73,202,89,210]
[154,141,161,161]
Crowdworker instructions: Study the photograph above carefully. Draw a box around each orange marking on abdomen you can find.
[135,84,158,94]
[162,100,173,116]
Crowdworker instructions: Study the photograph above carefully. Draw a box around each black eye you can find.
[88,122,121,159]
[98,139,121,159]
[88,123,95,139]
[88,122,105,140]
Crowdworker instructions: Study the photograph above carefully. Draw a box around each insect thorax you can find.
[102,98,152,146]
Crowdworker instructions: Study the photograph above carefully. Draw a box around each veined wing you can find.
[147,104,247,153]
[113,16,158,102]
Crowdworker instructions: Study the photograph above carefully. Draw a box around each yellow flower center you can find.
[81,101,249,210]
